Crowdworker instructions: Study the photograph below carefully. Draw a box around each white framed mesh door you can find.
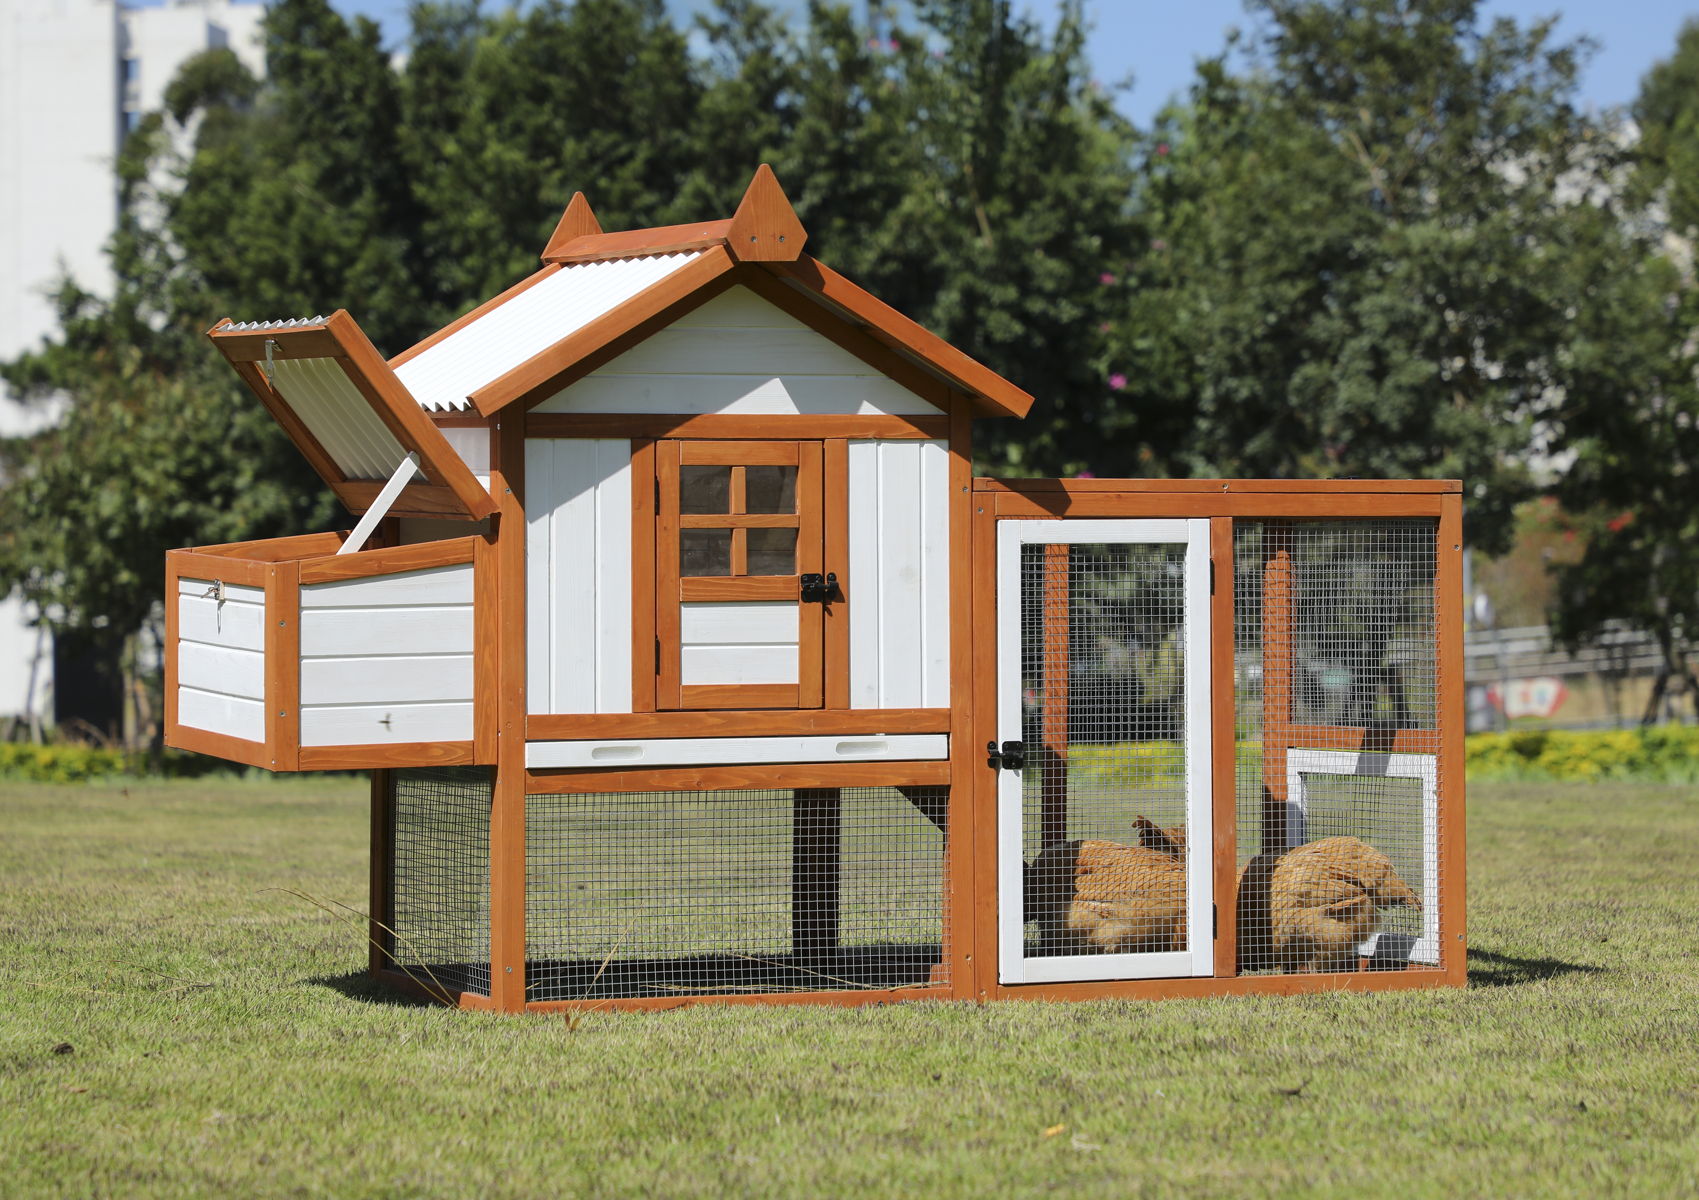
[995,519,1213,983]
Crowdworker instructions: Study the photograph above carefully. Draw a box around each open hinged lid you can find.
[208,311,497,521]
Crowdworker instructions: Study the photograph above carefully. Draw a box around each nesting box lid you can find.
[206,311,497,521]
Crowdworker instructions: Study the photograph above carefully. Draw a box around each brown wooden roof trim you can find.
[208,311,498,521]
[469,245,739,416]
[768,257,1035,421]
[541,191,603,261]
[544,220,735,265]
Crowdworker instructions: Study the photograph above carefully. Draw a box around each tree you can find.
[1102,0,1645,553]
[1545,21,1699,723]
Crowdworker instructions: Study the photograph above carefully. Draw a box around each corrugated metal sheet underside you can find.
[395,251,706,412]
[269,357,410,481]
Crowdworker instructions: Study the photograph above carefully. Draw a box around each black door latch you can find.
[800,572,838,603]
[986,740,1027,771]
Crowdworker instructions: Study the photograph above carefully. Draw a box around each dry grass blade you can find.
[261,887,457,1007]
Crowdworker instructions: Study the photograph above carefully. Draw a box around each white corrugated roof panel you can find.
[270,357,409,480]
[395,251,705,412]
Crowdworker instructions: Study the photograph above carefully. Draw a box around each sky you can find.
[299,0,1699,127]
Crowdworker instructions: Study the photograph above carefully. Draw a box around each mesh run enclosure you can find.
[1018,540,1192,960]
[525,786,948,1002]
[1233,520,1442,974]
[389,767,492,997]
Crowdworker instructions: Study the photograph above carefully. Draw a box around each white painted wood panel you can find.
[847,440,952,709]
[680,645,798,686]
[176,578,266,604]
[439,425,490,476]
[526,438,633,715]
[177,642,265,700]
[680,602,797,644]
[178,687,265,743]
[298,606,473,657]
[176,594,265,651]
[299,563,473,608]
[532,287,937,416]
[300,702,473,746]
[528,733,949,769]
[300,654,474,705]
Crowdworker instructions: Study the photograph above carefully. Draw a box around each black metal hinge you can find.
[800,572,838,603]
[655,636,661,674]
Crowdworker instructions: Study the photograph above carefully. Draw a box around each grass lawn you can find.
[2,776,1697,1198]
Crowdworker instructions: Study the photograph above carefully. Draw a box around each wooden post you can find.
[1436,495,1468,986]
[1210,518,1239,976]
[369,768,392,976]
[1040,542,1070,849]
[488,415,528,1012]
[792,788,841,964]
[1260,522,1294,855]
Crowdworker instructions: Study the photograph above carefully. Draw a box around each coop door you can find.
[996,520,1213,983]
[656,440,825,710]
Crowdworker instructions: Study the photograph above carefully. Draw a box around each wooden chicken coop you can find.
[164,167,1466,1012]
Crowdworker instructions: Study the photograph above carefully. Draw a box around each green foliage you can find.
[1466,725,1699,781]
[0,743,234,783]
[1104,0,1650,554]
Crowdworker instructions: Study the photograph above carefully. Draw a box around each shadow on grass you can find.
[309,970,446,1009]
[1467,947,1606,988]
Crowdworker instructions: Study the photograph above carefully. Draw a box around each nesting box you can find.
[164,167,1466,1011]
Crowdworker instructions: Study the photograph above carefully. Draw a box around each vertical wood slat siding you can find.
[525,438,633,714]
[175,578,268,743]
[847,439,951,708]
[297,563,475,746]
[531,287,937,417]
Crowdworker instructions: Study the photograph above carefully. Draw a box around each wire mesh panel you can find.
[525,786,947,1002]
[1233,520,1443,975]
[996,520,1211,983]
[389,767,492,996]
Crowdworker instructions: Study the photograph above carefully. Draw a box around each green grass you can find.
[3,777,1698,1198]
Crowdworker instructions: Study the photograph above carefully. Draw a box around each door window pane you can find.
[746,527,797,576]
[680,466,731,514]
[744,465,798,514]
[681,529,732,576]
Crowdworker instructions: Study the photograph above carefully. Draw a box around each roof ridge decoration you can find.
[541,192,603,262]
[725,164,806,262]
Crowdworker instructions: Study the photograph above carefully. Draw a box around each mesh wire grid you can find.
[525,786,948,1001]
[1018,541,1192,959]
[388,767,493,997]
[1233,520,1442,974]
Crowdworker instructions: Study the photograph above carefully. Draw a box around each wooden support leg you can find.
[792,788,841,965]
[369,768,392,976]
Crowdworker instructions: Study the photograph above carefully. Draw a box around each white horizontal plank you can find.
[680,601,798,645]
[526,733,949,769]
[298,605,473,657]
[299,654,474,705]
[177,594,266,651]
[300,702,473,746]
[300,563,473,608]
[178,641,265,700]
[177,578,266,605]
[665,286,811,330]
[536,373,936,416]
[597,326,890,379]
[178,687,265,743]
[680,644,798,686]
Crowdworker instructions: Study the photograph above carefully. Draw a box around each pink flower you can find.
[1077,470,1097,479]
[1156,142,1170,157]
[1108,373,1127,391]
[1098,322,1111,333]
[1099,271,1117,285]
[888,37,900,50]
[1150,238,1167,251]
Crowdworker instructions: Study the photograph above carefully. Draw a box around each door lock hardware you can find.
[800,572,838,603]
[986,740,1027,771]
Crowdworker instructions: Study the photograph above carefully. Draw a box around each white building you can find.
[0,0,263,725]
